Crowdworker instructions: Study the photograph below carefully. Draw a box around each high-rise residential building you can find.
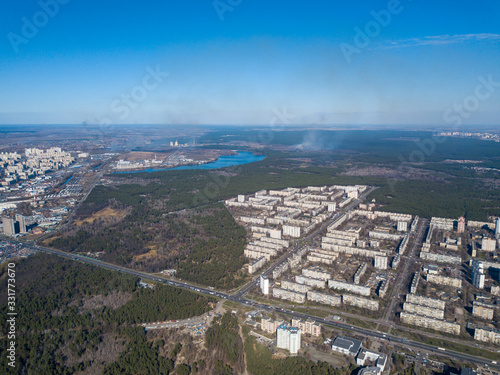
[276,324,301,354]
[457,216,465,233]
[471,260,485,289]
[260,275,269,295]
[15,214,26,233]
[2,217,17,235]
[495,217,500,238]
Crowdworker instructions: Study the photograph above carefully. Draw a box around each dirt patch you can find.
[74,206,128,226]
[59,332,128,375]
[80,291,133,312]
[305,347,346,367]
[133,246,159,262]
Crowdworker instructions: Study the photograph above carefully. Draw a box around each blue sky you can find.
[0,0,499,126]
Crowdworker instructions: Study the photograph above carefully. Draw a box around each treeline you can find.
[104,327,175,375]
[205,313,244,374]
[0,254,216,374]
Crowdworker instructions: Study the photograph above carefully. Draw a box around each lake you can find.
[115,151,265,173]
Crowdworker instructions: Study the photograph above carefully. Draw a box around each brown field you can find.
[74,206,128,226]
[133,245,159,262]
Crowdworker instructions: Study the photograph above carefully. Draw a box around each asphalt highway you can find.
[22,238,499,371]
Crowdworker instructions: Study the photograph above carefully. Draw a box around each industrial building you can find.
[331,335,362,356]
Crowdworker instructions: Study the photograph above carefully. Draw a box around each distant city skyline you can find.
[0,0,499,126]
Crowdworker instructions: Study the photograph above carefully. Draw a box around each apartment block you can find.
[328,279,371,296]
[295,275,326,289]
[342,294,379,311]
[277,325,301,354]
[354,263,367,284]
[471,324,500,345]
[272,287,306,304]
[306,290,341,307]
[261,317,285,334]
[248,256,266,274]
[281,280,312,294]
[472,301,495,320]
[410,272,420,294]
[426,274,462,288]
[291,318,321,337]
[420,251,461,265]
[374,255,388,270]
[406,294,445,310]
[481,237,496,251]
[400,312,460,335]
[403,302,444,319]
[302,267,331,281]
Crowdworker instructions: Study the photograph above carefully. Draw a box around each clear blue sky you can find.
[0,0,499,126]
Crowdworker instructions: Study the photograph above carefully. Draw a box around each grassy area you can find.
[392,329,499,361]
[344,317,378,330]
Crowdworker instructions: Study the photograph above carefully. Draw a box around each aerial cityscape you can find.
[1,1,500,375]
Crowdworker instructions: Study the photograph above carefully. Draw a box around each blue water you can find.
[115,151,265,174]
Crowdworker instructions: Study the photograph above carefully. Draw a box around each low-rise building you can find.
[331,335,362,356]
